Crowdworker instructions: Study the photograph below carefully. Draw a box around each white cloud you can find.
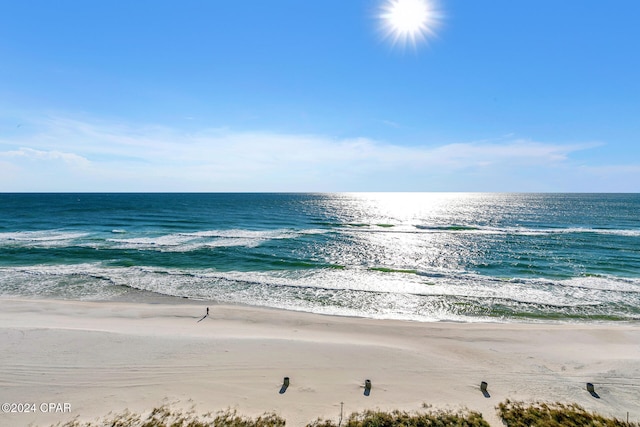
[0,147,91,167]
[0,113,630,191]
[426,140,600,167]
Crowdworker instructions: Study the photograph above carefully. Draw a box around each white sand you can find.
[1,298,639,426]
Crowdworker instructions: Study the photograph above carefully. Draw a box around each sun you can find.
[379,0,442,50]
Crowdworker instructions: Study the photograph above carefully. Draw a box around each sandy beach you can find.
[1,298,639,426]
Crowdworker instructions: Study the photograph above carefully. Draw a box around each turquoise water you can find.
[1,193,639,322]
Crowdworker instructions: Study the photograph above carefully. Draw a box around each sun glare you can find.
[379,0,442,50]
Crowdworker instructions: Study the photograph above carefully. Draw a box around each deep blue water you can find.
[1,193,639,322]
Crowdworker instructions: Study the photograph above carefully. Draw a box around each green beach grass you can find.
[497,400,637,427]
[48,401,638,427]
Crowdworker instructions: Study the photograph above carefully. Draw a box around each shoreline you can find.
[1,297,639,426]
[96,286,640,325]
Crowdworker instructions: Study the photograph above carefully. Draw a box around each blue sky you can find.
[1,0,639,192]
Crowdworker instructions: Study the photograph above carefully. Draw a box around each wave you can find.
[106,228,328,251]
[1,224,637,252]
[497,227,640,237]
[332,222,640,237]
[1,263,638,322]
[415,225,481,231]
[413,224,640,237]
[0,230,90,247]
[0,228,329,251]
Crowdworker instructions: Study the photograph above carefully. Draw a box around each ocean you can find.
[1,192,639,322]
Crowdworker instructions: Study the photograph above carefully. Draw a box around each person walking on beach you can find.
[197,307,209,323]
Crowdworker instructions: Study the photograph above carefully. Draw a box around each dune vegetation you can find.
[49,400,638,427]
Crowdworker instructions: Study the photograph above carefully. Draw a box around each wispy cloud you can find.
[0,147,91,167]
[427,140,600,167]
[0,113,633,191]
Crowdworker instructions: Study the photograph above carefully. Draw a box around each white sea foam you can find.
[0,228,328,251]
[408,224,640,237]
[184,229,293,239]
[554,275,640,293]
[107,234,195,248]
[0,230,88,242]
[0,230,89,247]
[1,262,638,322]
[0,263,125,300]
[104,228,327,251]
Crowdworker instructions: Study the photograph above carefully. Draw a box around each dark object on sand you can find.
[480,381,490,398]
[279,377,290,394]
[586,382,600,398]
